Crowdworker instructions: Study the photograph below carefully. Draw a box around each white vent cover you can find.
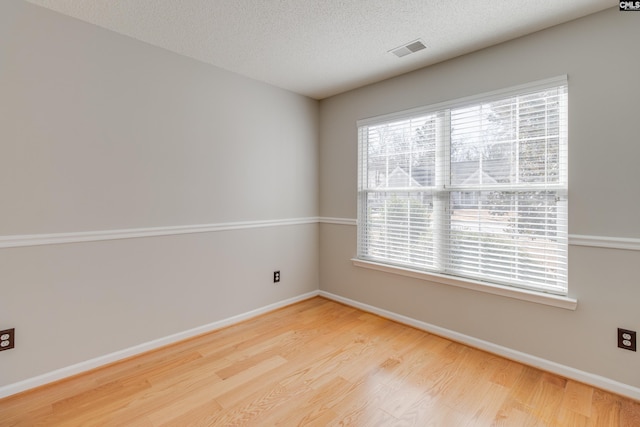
[389,39,427,58]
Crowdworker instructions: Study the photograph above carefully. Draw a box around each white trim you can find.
[319,291,640,401]
[0,291,320,399]
[3,218,636,252]
[352,258,577,310]
[318,217,357,226]
[320,218,640,252]
[3,289,638,401]
[0,217,320,249]
[570,234,640,251]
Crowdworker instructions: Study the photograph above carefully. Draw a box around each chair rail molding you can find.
[0,217,320,249]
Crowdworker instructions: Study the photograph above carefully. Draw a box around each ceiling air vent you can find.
[389,39,427,58]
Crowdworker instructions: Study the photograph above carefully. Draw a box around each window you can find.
[357,76,568,295]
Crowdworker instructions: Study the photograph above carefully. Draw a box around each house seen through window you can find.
[357,77,568,295]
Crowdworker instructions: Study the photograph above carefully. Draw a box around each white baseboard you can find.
[4,289,639,402]
[0,291,320,399]
[319,290,640,401]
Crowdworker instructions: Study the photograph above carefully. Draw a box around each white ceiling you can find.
[25,0,612,99]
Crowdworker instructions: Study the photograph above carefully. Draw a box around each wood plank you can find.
[1,296,639,426]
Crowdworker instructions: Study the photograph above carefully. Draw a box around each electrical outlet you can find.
[273,271,280,283]
[0,328,15,352]
[618,328,636,351]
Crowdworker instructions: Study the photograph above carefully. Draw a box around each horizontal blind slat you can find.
[357,79,568,295]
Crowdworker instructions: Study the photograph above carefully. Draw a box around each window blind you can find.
[357,77,568,295]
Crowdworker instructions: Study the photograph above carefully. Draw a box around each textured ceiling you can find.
[25,0,612,99]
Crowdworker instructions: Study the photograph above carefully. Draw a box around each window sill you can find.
[351,258,577,310]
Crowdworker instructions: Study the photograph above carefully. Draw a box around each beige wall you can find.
[1,4,318,234]
[3,0,639,396]
[319,7,640,388]
[0,1,319,386]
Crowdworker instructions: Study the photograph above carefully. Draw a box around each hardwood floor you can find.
[2,297,639,426]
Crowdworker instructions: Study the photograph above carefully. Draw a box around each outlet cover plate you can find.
[0,328,15,351]
[618,328,636,351]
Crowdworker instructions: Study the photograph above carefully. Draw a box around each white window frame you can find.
[355,76,576,310]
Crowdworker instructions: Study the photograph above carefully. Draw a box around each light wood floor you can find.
[2,297,639,426]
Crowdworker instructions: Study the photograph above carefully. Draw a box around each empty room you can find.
[2,0,640,425]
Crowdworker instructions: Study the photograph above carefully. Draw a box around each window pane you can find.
[451,89,564,187]
[357,78,567,295]
[366,115,436,189]
[363,192,434,268]
[447,190,566,291]
[451,102,516,187]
